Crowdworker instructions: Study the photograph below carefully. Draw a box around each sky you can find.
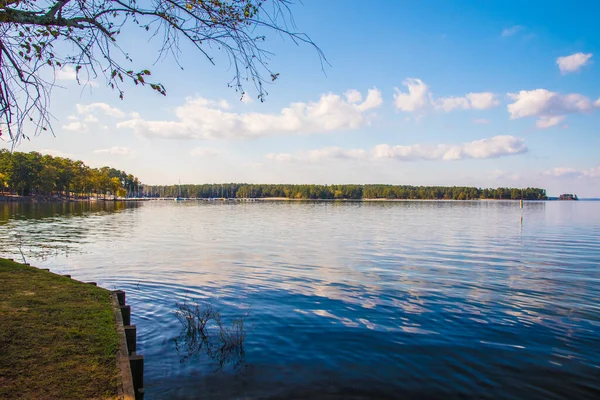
[3,0,600,197]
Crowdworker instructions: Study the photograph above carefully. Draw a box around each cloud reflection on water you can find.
[1,200,599,399]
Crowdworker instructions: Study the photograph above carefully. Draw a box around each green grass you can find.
[0,258,120,400]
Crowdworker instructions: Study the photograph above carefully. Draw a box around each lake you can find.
[1,200,599,399]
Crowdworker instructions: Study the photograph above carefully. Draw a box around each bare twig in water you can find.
[15,233,26,264]
[174,302,249,372]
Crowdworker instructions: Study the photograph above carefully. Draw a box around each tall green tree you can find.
[0,150,141,198]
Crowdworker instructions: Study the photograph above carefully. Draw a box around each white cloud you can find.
[266,147,367,163]
[357,89,383,111]
[394,79,431,113]
[373,135,526,161]
[39,149,75,159]
[118,88,382,140]
[436,96,469,112]
[543,165,600,178]
[63,107,107,132]
[465,92,499,109]
[189,147,221,157]
[267,136,526,163]
[93,146,134,156]
[507,90,593,118]
[437,92,499,111]
[586,166,600,178]
[241,94,253,104]
[489,170,521,181]
[62,121,88,132]
[543,167,580,178]
[243,162,263,168]
[501,25,524,37]
[345,89,363,104]
[507,89,596,128]
[56,66,77,81]
[266,153,295,162]
[394,79,498,115]
[535,115,565,128]
[63,103,116,132]
[55,66,98,87]
[556,53,593,74]
[306,147,368,161]
[218,100,231,110]
[76,103,125,118]
[595,98,600,107]
[472,118,489,125]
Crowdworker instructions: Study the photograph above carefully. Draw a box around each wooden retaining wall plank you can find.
[111,293,137,400]
[129,354,145,400]
[115,290,126,306]
[124,325,137,355]
[121,305,131,326]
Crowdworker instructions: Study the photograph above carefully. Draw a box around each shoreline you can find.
[0,195,150,203]
[0,258,129,399]
[1,195,566,203]
[151,197,554,202]
[248,197,544,202]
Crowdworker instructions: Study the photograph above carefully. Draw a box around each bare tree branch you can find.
[0,0,325,143]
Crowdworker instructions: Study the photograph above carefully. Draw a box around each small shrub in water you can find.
[174,302,248,371]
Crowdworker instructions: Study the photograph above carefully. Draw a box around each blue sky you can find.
[4,0,600,196]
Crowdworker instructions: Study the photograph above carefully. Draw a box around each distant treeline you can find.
[0,150,142,198]
[0,150,547,200]
[145,184,547,200]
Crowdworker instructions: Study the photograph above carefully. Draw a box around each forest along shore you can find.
[145,184,548,200]
[0,258,122,400]
[1,150,548,201]
[0,150,142,199]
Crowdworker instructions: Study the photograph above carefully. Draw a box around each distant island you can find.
[0,150,548,201]
[558,194,579,201]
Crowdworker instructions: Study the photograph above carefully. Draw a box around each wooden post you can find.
[129,354,144,399]
[124,325,137,354]
[520,199,523,208]
[114,290,126,306]
[121,305,131,326]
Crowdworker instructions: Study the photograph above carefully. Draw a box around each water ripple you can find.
[1,200,600,399]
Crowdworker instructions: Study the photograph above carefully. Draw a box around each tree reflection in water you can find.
[174,302,248,372]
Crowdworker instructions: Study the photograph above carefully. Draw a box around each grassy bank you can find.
[0,258,120,399]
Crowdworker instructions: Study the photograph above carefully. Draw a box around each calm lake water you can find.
[1,200,599,399]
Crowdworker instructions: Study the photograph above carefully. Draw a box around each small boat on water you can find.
[174,179,183,201]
